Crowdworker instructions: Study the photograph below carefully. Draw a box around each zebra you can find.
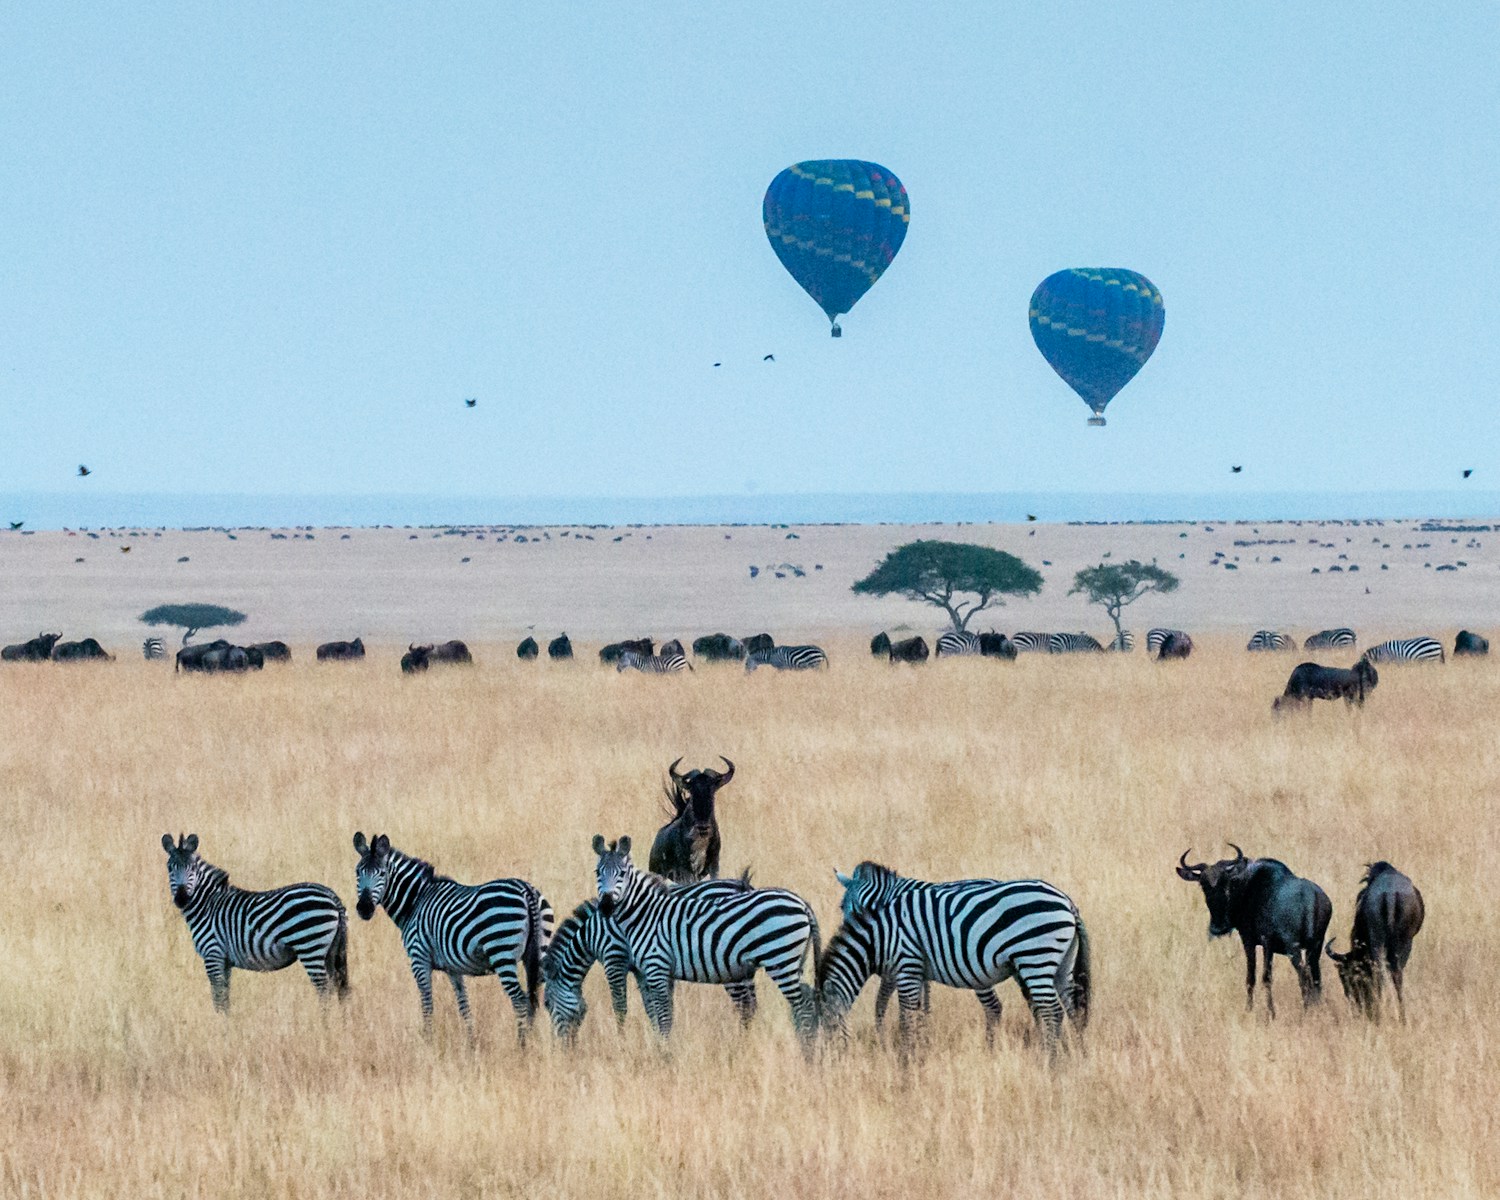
[834,862,1005,1043]
[352,832,553,1042]
[142,636,167,661]
[744,645,828,672]
[541,877,759,1042]
[1108,630,1135,652]
[616,648,690,674]
[1048,632,1105,653]
[1146,628,1186,654]
[817,876,1090,1054]
[1362,637,1445,665]
[935,631,981,657]
[161,833,348,1012]
[1304,628,1357,650]
[1247,630,1295,651]
[1011,631,1051,653]
[591,835,820,1044]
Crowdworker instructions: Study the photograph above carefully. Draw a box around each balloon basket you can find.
[830,322,842,338]
[1087,415,1107,427]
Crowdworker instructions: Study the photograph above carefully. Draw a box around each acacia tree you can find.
[1068,560,1179,648]
[139,603,247,646]
[851,540,1043,632]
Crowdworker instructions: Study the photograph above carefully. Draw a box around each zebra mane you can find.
[853,860,900,883]
[815,910,879,991]
[388,847,445,887]
[198,862,231,894]
[541,901,599,979]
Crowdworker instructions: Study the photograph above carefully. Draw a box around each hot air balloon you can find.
[1029,268,1164,425]
[763,160,909,337]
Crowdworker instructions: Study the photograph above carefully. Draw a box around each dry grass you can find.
[3,641,1496,1198]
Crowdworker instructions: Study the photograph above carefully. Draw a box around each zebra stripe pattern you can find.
[161,833,348,1012]
[1109,630,1135,652]
[818,876,1089,1053]
[143,637,167,661]
[745,645,828,672]
[353,833,552,1042]
[1011,632,1051,653]
[1049,632,1105,653]
[617,649,690,674]
[935,631,981,657]
[1247,630,1295,651]
[1362,637,1444,665]
[1146,628,1185,654]
[591,836,820,1043]
[1304,627,1357,650]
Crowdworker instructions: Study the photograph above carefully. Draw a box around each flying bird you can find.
[713,362,722,368]
[77,465,91,477]
[1463,469,1473,479]
[1026,514,1037,522]
[120,545,130,553]
[464,398,477,408]
[1231,465,1242,473]
[8,521,21,531]
[763,354,775,362]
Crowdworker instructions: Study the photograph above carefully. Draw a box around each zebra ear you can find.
[183,834,198,854]
[353,832,369,855]
[591,834,607,855]
[372,834,389,854]
[835,869,854,888]
[161,833,175,854]
[617,835,632,857]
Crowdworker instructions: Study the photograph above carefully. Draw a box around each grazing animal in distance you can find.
[869,631,892,658]
[142,636,167,661]
[1010,632,1051,653]
[599,638,654,665]
[1303,628,1356,650]
[1048,632,1105,654]
[650,757,734,882]
[745,645,828,672]
[1273,659,1377,711]
[2,632,63,662]
[352,832,552,1042]
[1326,862,1424,1022]
[887,636,929,664]
[400,644,430,673]
[161,833,348,1012]
[977,631,1017,659]
[935,631,980,657]
[425,640,473,665]
[740,633,775,657]
[617,648,690,674]
[548,633,574,660]
[1176,845,1332,1015]
[1146,628,1185,655]
[246,641,291,664]
[692,633,745,662]
[1454,630,1489,657]
[1156,630,1193,660]
[516,636,539,660]
[658,638,686,658]
[1362,637,1444,665]
[316,638,365,661]
[174,641,249,673]
[1109,630,1135,652]
[1247,630,1295,652]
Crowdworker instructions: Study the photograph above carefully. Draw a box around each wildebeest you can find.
[243,646,265,670]
[740,633,774,657]
[1156,630,1193,660]
[599,638,653,665]
[1454,629,1489,657]
[516,636,539,660]
[51,637,114,662]
[659,638,686,659]
[400,644,430,673]
[1176,845,1332,1015]
[1326,862,1424,1022]
[1272,659,1377,711]
[409,640,472,667]
[176,641,251,673]
[2,632,62,661]
[649,757,734,882]
[548,633,573,660]
[317,638,365,661]
[247,641,291,664]
[693,633,746,662]
[977,631,1017,659]
[887,636,929,664]
[869,631,892,658]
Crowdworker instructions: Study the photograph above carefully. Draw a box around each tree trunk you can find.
[182,627,198,646]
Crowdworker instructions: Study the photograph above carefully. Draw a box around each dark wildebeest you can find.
[243,646,265,670]
[870,631,892,658]
[2,632,62,661]
[1156,631,1193,660]
[1272,659,1377,712]
[517,636,539,660]
[1326,862,1424,1022]
[649,757,734,882]
[400,644,430,673]
[317,638,365,661]
[977,631,1017,659]
[548,633,573,661]
[659,638,686,659]
[887,635,929,664]
[1454,630,1489,657]
[247,641,291,664]
[51,638,114,662]
[177,640,230,673]
[599,638,653,665]
[740,633,774,658]
[426,640,473,665]
[693,633,745,662]
[1176,845,1333,1016]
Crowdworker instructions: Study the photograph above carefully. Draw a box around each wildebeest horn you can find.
[715,756,734,786]
[1325,939,1348,963]
[1227,843,1246,865]
[1176,849,1205,880]
[668,757,686,783]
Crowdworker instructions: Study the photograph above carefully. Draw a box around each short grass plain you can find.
[3,642,1495,1198]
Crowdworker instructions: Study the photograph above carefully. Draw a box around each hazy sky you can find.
[3,4,1496,502]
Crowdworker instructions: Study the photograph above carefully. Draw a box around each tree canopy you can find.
[851,540,1043,632]
[1068,560,1179,645]
[139,603,247,644]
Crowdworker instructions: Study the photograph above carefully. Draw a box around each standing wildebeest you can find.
[2,632,62,661]
[426,640,473,665]
[246,641,291,664]
[1156,630,1193,660]
[1454,630,1489,657]
[175,640,249,673]
[1326,862,1424,1022]
[1176,845,1332,1015]
[978,631,1017,659]
[548,633,573,660]
[317,638,365,661]
[400,644,430,673]
[599,638,653,665]
[1272,659,1377,711]
[740,633,774,658]
[659,638,686,659]
[243,646,265,670]
[649,757,734,882]
[516,636,539,660]
[869,631,892,658]
[51,637,113,662]
[887,636,929,664]
[693,633,745,662]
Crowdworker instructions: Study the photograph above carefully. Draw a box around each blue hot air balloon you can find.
[1029,269,1165,425]
[763,160,909,337]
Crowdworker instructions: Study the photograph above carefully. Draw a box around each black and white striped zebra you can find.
[1108,630,1135,652]
[143,636,167,661]
[1303,627,1356,650]
[591,835,820,1043]
[616,648,691,674]
[1247,630,1295,652]
[744,644,828,672]
[352,833,553,1042]
[1146,628,1186,654]
[935,631,981,657]
[1049,632,1105,653]
[1361,637,1445,665]
[1011,631,1051,653]
[161,833,348,1012]
[818,875,1089,1053]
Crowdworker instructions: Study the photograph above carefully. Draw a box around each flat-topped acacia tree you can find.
[851,540,1044,633]
[1069,560,1179,648]
[139,603,247,646]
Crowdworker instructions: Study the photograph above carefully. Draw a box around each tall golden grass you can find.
[2,641,1495,1198]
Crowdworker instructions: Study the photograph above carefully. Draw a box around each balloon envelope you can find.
[1029,268,1164,424]
[763,160,909,336]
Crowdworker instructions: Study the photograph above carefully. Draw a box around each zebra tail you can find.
[1067,916,1092,1034]
[805,903,824,1030]
[522,886,550,1017]
[330,905,350,998]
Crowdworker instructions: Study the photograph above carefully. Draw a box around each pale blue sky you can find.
[3,4,1496,505]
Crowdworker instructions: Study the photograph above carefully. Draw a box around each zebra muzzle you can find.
[356,896,375,920]
[173,887,188,909]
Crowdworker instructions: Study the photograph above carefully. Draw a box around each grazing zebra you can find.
[1048,632,1105,654]
[744,645,828,672]
[161,833,348,1012]
[935,631,981,657]
[352,833,553,1042]
[542,878,759,1042]
[616,648,690,674]
[1362,637,1445,665]
[142,636,167,660]
[1247,630,1295,652]
[1011,632,1051,653]
[834,863,1004,1042]
[591,836,820,1044]
[1304,627,1356,650]
[818,876,1089,1054]
[1146,628,1186,654]
[1109,630,1135,652]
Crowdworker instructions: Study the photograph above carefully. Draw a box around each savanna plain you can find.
[3,637,1496,1199]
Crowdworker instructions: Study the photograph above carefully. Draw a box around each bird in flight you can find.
[120,545,131,553]
[763,354,775,362]
[712,362,722,368]
[1463,469,1473,479]
[77,465,91,477]
[464,398,477,408]
[1026,514,1037,522]
[8,521,21,531]
[1231,465,1243,473]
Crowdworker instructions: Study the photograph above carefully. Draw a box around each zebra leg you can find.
[205,959,231,1014]
[873,975,895,1033]
[894,969,926,1051]
[1018,970,1066,1056]
[639,968,675,1038]
[762,961,816,1044]
[409,957,435,1035]
[494,960,532,1046]
[604,959,631,1028]
[447,973,474,1035]
[977,988,1003,1047]
[725,979,757,1027]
